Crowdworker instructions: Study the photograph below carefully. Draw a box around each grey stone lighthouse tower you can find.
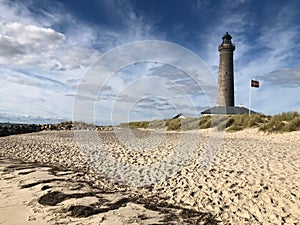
[201,32,257,115]
[217,32,235,106]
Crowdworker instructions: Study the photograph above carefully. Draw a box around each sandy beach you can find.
[0,128,299,224]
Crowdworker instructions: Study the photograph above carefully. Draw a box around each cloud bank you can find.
[0,0,300,124]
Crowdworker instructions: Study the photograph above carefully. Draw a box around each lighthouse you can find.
[217,32,235,106]
[201,32,258,115]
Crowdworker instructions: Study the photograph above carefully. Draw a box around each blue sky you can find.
[0,0,300,124]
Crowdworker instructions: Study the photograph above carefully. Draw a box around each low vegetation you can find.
[119,112,300,132]
[259,111,300,132]
[58,121,97,130]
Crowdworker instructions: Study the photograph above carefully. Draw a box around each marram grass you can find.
[119,112,300,132]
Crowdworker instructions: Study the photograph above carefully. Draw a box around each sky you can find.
[0,0,300,125]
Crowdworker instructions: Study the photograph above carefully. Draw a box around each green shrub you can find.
[59,121,73,127]
[259,120,285,132]
[166,118,181,131]
[227,124,243,131]
[259,112,300,132]
[201,121,211,129]
[181,117,200,130]
[225,114,267,130]
[148,120,166,129]
[199,116,212,129]
[273,111,299,122]
[284,117,300,132]
[211,115,226,127]
[117,111,300,133]
[248,114,264,127]
[130,121,150,129]
[226,117,235,127]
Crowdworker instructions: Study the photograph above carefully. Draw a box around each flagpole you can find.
[249,79,252,115]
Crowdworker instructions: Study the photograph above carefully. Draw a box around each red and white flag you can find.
[251,79,259,88]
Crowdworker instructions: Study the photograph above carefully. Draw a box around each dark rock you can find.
[38,191,99,206]
[41,185,52,191]
[69,205,100,217]
[38,191,67,206]
[0,124,42,137]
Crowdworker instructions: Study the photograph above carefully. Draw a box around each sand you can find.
[0,158,215,225]
[0,128,299,224]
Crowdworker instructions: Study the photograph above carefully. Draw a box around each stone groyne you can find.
[0,123,113,137]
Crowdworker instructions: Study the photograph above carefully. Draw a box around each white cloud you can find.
[0,34,26,57]
[1,0,299,123]
[4,22,64,49]
[254,87,300,115]
[0,21,65,65]
[0,112,65,124]
[0,0,167,124]
[0,0,73,27]
[193,0,212,9]
[225,0,252,6]
[0,0,37,26]
[0,20,103,70]
[257,69,300,88]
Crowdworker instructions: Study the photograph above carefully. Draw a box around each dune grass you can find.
[259,111,300,132]
[119,111,300,132]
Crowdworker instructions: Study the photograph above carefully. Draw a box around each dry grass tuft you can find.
[118,111,300,132]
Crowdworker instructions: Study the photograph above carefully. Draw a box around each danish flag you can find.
[251,80,260,88]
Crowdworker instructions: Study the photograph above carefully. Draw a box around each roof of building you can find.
[201,106,259,115]
[172,113,185,119]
